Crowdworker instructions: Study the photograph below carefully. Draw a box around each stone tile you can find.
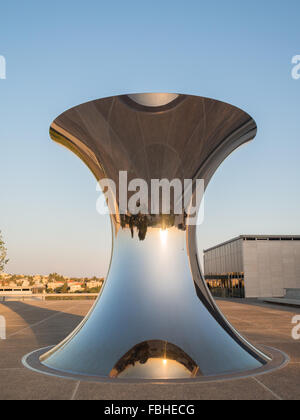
[255,364,300,401]
[0,368,77,400]
[75,378,277,400]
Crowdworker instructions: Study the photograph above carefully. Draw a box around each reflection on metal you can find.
[110,340,199,379]
[40,93,271,380]
[128,93,179,107]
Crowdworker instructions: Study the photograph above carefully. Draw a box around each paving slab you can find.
[74,377,277,400]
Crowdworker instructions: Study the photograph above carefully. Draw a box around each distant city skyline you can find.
[0,0,299,277]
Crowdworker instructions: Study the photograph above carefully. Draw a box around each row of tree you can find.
[47,282,102,294]
[0,231,8,274]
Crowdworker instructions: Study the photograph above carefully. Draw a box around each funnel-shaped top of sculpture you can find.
[50,93,256,229]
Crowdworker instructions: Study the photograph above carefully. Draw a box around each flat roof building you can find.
[204,235,300,298]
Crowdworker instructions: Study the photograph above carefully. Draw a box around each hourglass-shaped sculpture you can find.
[33,93,281,380]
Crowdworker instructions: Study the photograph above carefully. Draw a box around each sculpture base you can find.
[23,345,288,383]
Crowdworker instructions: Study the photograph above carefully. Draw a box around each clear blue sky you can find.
[0,0,299,277]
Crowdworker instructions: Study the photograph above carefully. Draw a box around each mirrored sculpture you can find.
[36,93,274,379]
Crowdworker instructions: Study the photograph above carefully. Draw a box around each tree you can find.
[55,281,69,294]
[61,282,69,294]
[0,231,9,273]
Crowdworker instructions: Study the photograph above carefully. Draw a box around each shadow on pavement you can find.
[0,300,85,347]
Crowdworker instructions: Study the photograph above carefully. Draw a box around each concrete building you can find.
[204,235,300,298]
[0,286,33,301]
[0,285,45,297]
[0,286,32,295]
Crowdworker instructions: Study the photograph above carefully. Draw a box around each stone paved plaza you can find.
[0,298,299,400]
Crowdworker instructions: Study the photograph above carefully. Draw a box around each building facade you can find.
[204,235,300,298]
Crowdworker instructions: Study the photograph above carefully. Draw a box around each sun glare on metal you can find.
[160,229,168,246]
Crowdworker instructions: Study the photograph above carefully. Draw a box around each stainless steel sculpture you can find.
[39,93,272,379]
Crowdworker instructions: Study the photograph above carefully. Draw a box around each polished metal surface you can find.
[128,93,179,107]
[40,93,270,379]
[41,228,266,378]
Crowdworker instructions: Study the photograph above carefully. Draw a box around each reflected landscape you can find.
[110,340,200,379]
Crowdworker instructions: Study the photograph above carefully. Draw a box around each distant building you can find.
[69,283,84,292]
[32,284,46,294]
[0,273,104,295]
[22,279,30,287]
[47,282,65,291]
[0,286,32,297]
[86,280,103,289]
[204,235,300,298]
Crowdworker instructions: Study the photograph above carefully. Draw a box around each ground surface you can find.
[0,298,299,400]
